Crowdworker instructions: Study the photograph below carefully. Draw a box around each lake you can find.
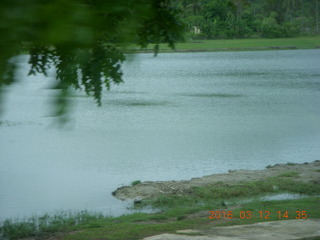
[0,49,320,221]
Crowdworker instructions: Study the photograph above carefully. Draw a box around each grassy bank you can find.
[60,197,320,240]
[137,175,320,209]
[1,175,320,240]
[2,198,319,240]
[127,36,320,53]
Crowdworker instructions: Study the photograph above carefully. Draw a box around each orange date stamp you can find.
[209,210,308,220]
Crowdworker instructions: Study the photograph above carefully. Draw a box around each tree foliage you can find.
[0,0,184,118]
[173,0,320,39]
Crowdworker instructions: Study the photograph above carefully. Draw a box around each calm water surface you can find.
[1,50,320,220]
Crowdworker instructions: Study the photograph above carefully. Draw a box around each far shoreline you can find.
[125,36,320,54]
[126,45,312,54]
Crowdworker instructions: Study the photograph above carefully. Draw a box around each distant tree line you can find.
[174,0,320,38]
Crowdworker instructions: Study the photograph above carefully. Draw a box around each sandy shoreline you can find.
[112,160,320,201]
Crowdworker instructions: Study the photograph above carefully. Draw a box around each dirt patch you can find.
[112,160,320,201]
[143,219,320,240]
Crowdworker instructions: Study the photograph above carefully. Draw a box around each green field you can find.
[128,36,320,53]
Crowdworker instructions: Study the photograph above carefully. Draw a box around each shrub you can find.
[131,180,141,186]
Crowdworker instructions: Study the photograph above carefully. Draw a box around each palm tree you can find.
[231,0,250,23]
[316,0,319,34]
[282,0,296,22]
[231,0,249,36]
[187,0,203,15]
[173,0,189,17]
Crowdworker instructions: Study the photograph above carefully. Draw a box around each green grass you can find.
[131,180,142,186]
[64,197,320,240]
[138,177,320,210]
[0,211,106,240]
[286,162,297,166]
[127,36,320,53]
[2,177,320,240]
[277,171,300,178]
[65,218,209,240]
[3,197,318,240]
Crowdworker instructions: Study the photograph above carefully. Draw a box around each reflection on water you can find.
[226,193,312,205]
[0,49,320,220]
[181,93,244,98]
[109,99,170,107]
[260,193,311,201]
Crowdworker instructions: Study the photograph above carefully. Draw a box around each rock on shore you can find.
[112,160,320,201]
